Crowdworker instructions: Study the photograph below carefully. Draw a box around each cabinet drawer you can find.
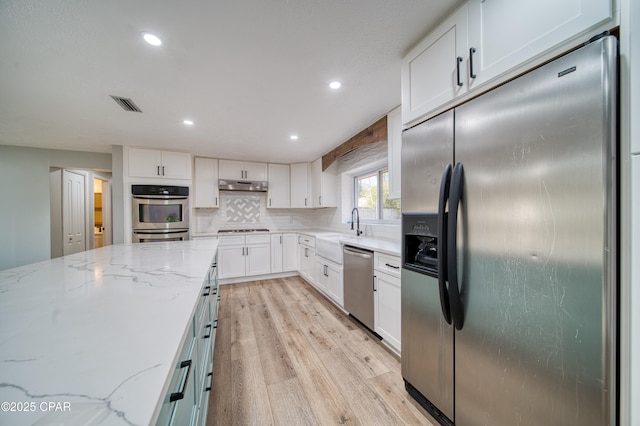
[374,253,401,278]
[298,234,315,248]
[246,234,270,245]
[218,236,245,246]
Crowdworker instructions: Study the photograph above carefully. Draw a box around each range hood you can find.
[218,179,268,192]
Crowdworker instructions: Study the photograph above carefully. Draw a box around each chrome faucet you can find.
[351,207,363,236]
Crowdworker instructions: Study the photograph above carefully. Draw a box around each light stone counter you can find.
[0,240,219,426]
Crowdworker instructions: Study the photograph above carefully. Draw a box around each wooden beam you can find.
[321,115,388,171]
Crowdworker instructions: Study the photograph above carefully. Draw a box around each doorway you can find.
[50,168,113,258]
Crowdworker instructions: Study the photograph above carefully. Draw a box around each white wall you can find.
[620,0,640,423]
[0,145,111,271]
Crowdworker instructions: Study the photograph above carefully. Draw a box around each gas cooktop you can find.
[217,228,269,233]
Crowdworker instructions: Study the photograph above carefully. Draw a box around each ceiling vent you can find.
[110,95,142,113]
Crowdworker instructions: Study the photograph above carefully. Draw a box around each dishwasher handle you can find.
[343,246,373,259]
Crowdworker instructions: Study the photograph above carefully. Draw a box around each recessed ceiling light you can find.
[329,81,341,90]
[143,32,162,46]
[290,135,299,140]
[183,119,194,126]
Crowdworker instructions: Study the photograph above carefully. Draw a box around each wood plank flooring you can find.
[207,276,433,425]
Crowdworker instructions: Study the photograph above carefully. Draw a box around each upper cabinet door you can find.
[401,4,469,126]
[244,162,268,181]
[267,164,290,208]
[219,160,267,180]
[467,0,613,90]
[218,160,244,180]
[290,163,311,208]
[160,151,192,180]
[194,157,219,208]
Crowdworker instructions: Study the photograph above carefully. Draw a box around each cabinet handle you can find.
[280,236,282,244]
[203,285,211,296]
[246,247,249,256]
[157,165,161,176]
[215,196,218,206]
[162,166,165,176]
[304,198,307,207]
[456,56,463,87]
[385,263,400,270]
[204,323,212,339]
[169,359,192,402]
[373,275,377,292]
[269,198,272,207]
[206,372,213,392]
[319,196,322,206]
[469,47,477,79]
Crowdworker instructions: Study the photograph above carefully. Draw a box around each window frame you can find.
[353,167,399,222]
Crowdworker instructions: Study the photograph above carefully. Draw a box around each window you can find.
[354,168,401,221]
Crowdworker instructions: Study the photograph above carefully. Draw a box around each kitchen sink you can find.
[315,233,345,265]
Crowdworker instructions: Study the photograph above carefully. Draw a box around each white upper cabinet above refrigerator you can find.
[402,0,615,126]
[401,3,469,126]
[467,0,614,90]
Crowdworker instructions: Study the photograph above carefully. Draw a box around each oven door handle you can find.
[133,195,188,200]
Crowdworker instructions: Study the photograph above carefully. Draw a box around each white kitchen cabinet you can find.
[374,271,401,353]
[311,158,337,208]
[374,252,401,353]
[194,157,219,208]
[402,0,614,126]
[270,232,298,273]
[467,0,613,90]
[387,106,402,200]
[290,163,311,208]
[219,160,267,181]
[218,235,270,279]
[129,148,192,180]
[298,235,316,284]
[267,164,290,208]
[245,241,271,276]
[218,244,246,279]
[315,257,344,307]
[401,3,469,126]
[282,233,299,272]
[270,233,284,273]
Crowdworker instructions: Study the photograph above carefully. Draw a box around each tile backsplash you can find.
[193,191,400,243]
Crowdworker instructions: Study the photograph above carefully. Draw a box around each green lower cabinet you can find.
[157,255,219,426]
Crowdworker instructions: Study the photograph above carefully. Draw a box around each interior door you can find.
[63,170,86,256]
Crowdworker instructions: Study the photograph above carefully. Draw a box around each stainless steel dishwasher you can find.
[343,245,374,330]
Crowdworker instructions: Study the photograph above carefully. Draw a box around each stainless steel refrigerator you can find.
[401,35,618,426]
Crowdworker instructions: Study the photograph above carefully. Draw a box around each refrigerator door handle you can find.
[448,162,465,330]
[437,163,453,324]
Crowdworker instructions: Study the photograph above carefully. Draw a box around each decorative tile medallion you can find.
[227,198,261,223]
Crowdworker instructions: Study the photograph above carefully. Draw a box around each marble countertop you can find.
[338,236,401,256]
[193,229,401,256]
[0,240,219,426]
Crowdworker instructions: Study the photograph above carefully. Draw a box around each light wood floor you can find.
[207,276,433,425]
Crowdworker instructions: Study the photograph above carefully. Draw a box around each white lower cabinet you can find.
[158,256,218,426]
[315,257,343,307]
[218,235,270,279]
[298,236,316,285]
[374,253,401,353]
[282,233,299,272]
[272,233,299,273]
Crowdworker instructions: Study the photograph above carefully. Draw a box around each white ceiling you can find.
[0,0,461,164]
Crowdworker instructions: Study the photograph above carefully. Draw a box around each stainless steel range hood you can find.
[218,179,268,192]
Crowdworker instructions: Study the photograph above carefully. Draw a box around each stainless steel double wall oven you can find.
[132,185,190,242]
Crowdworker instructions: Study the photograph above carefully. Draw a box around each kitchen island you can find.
[0,239,219,426]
